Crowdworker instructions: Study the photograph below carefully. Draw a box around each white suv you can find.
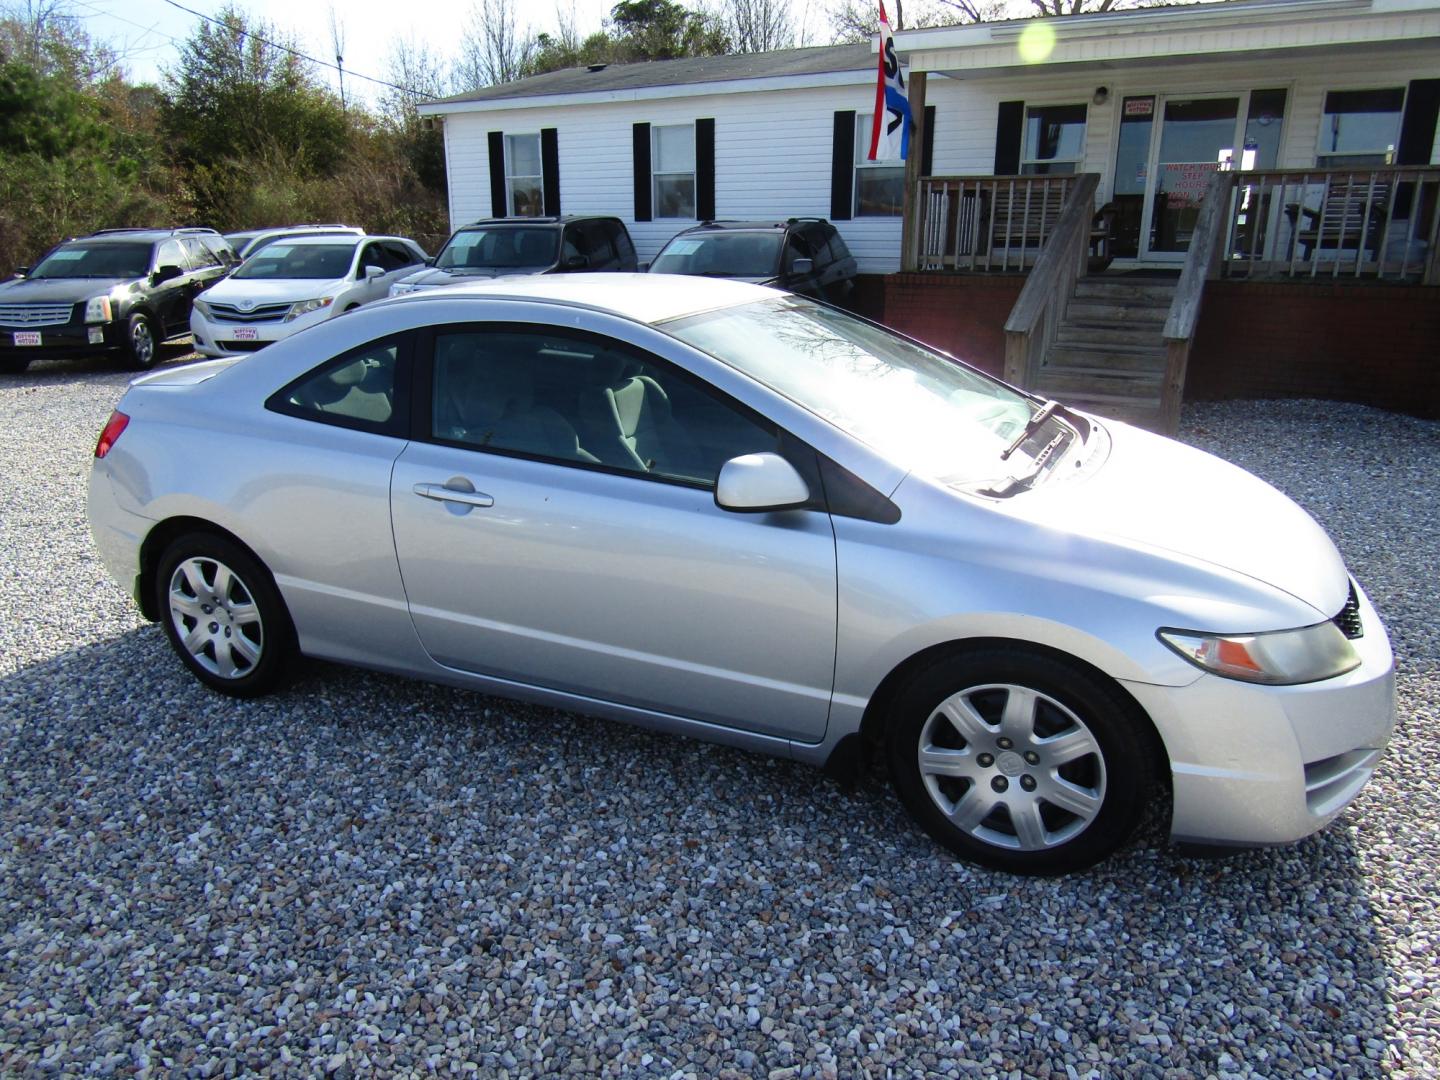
[191,235,427,357]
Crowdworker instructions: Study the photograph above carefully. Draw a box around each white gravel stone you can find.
[1,355,1436,1076]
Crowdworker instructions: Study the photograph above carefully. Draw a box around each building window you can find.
[854,113,904,217]
[1317,88,1405,167]
[505,133,543,217]
[653,124,696,219]
[1021,104,1087,175]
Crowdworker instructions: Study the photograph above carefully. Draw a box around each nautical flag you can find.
[868,1,911,161]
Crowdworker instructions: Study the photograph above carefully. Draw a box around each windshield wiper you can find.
[980,429,1071,497]
[999,399,1058,461]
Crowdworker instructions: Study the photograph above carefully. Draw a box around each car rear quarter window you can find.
[267,335,411,437]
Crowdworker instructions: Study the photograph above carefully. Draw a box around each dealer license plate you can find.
[233,327,258,340]
[12,332,41,347]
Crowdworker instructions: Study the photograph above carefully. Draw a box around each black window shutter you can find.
[831,110,855,221]
[633,122,652,222]
[696,118,716,221]
[487,131,507,217]
[540,128,560,216]
[1398,79,1440,165]
[921,104,937,176]
[994,101,1024,175]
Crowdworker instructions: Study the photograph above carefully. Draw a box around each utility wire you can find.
[158,0,439,99]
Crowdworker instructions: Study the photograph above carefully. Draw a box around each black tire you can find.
[0,355,30,374]
[154,532,294,697]
[886,647,1158,875]
[124,312,158,370]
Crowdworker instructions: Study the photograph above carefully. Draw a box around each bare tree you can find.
[378,34,450,128]
[0,0,123,84]
[455,0,537,89]
[328,5,346,113]
[718,0,796,53]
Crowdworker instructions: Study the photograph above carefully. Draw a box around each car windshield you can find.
[651,232,783,278]
[233,243,356,280]
[29,242,152,280]
[436,227,558,270]
[663,296,1060,486]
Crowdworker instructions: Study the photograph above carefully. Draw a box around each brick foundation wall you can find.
[867,273,1027,378]
[867,274,1439,419]
[1187,281,1440,419]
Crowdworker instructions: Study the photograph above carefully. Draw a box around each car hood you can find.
[0,275,137,303]
[1007,419,1349,620]
[400,265,547,288]
[203,277,347,304]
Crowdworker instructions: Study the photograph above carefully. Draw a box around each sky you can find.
[60,0,839,105]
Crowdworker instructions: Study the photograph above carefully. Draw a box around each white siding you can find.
[440,82,904,273]
[437,41,1438,273]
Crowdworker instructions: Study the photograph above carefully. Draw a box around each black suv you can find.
[0,227,237,373]
[648,218,858,304]
[389,216,637,295]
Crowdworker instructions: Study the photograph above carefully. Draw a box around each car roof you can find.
[392,272,774,326]
[674,219,830,235]
[458,216,617,228]
[71,229,207,245]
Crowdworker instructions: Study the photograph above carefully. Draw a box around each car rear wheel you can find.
[155,533,293,697]
[887,648,1157,875]
[125,312,157,370]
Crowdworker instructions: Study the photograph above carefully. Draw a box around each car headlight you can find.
[192,298,210,316]
[84,295,113,323]
[389,282,416,297]
[285,297,333,322]
[1158,622,1360,685]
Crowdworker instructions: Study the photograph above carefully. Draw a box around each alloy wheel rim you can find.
[132,321,154,364]
[167,557,263,679]
[917,683,1106,851]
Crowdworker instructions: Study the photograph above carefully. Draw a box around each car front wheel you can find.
[155,532,293,697]
[887,648,1158,875]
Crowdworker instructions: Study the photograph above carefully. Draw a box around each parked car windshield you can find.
[29,242,152,280]
[436,227,558,271]
[233,243,356,280]
[651,232,783,278]
[663,296,1048,485]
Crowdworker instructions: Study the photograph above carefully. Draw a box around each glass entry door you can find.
[1145,96,1240,257]
[1111,90,1288,262]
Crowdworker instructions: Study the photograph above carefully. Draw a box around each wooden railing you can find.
[1214,166,1440,283]
[1002,174,1101,389]
[911,175,1076,273]
[1159,169,1232,435]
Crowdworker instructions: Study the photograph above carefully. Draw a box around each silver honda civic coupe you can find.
[87,275,1395,874]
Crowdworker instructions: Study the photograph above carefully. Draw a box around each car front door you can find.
[388,322,839,742]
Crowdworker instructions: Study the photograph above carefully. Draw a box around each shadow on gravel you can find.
[0,625,1398,1074]
[0,342,198,388]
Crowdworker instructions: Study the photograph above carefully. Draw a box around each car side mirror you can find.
[13,266,29,278]
[364,265,385,280]
[789,258,814,277]
[152,264,183,284]
[715,453,810,513]
[564,254,589,270]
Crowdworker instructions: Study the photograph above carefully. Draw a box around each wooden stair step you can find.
[1054,323,1164,348]
[1064,299,1171,324]
[1045,344,1168,372]
[1036,370,1163,400]
[1073,279,1178,302]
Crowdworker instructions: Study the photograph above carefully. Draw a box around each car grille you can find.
[1303,747,1382,816]
[1332,583,1364,639]
[0,303,74,328]
[206,301,291,323]
[218,340,269,352]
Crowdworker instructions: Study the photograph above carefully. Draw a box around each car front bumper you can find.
[191,308,320,357]
[1124,583,1395,847]
[0,320,125,357]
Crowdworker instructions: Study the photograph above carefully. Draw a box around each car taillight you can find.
[94,410,130,459]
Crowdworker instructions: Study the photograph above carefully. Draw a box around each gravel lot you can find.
[2,350,1437,1078]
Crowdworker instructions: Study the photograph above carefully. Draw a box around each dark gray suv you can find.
[648,218,858,304]
[389,216,637,296]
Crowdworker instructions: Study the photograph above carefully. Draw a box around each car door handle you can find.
[413,482,494,508]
